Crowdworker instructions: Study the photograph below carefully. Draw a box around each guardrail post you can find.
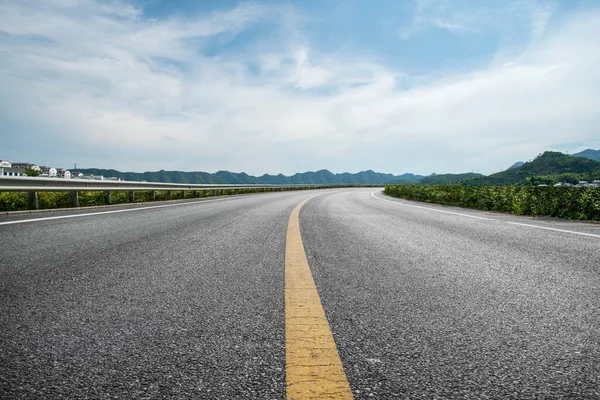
[167,190,173,200]
[191,190,196,198]
[28,191,39,210]
[70,191,79,207]
[128,190,135,203]
[104,191,112,205]
[148,190,155,201]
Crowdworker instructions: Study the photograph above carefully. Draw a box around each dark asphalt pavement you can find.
[1,189,599,399]
[302,190,600,399]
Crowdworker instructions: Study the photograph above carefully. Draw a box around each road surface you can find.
[1,189,599,398]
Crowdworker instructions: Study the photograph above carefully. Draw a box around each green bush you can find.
[38,192,72,209]
[0,192,29,211]
[384,185,600,220]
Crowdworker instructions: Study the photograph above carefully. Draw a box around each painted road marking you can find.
[371,191,600,239]
[506,221,600,239]
[370,191,493,220]
[285,198,353,399]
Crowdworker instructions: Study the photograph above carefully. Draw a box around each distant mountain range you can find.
[72,168,424,185]
[72,148,600,186]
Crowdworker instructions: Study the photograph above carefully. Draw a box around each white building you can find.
[0,160,11,176]
[57,169,71,179]
[0,161,30,176]
[1,161,73,178]
[12,163,41,172]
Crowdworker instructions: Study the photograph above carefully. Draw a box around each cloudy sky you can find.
[1,0,599,175]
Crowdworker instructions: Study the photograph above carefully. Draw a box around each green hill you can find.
[507,161,524,170]
[572,149,600,162]
[383,173,424,185]
[419,172,483,185]
[462,151,600,186]
[215,171,260,184]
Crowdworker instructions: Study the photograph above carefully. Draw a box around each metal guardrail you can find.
[0,176,380,210]
[0,176,295,191]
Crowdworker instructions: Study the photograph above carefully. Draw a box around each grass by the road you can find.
[385,184,600,220]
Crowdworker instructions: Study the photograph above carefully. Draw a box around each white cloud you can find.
[290,46,331,89]
[399,0,480,39]
[529,2,553,43]
[1,0,599,175]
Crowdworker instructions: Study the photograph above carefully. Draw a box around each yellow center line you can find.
[285,197,354,399]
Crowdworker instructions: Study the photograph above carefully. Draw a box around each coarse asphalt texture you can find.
[1,188,599,399]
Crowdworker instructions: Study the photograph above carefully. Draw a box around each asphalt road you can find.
[1,189,599,399]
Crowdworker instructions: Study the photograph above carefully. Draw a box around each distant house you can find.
[1,168,28,176]
[1,161,76,178]
[12,162,40,171]
[1,161,29,176]
[554,182,574,187]
[4,162,41,176]
[0,160,12,176]
[57,169,71,179]
[80,174,103,180]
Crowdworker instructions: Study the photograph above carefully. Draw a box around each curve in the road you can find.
[371,191,600,238]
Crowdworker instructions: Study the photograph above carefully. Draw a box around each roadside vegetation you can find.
[1,188,280,212]
[0,186,362,212]
[384,185,600,220]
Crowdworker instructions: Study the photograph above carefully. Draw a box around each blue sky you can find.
[1,0,599,175]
